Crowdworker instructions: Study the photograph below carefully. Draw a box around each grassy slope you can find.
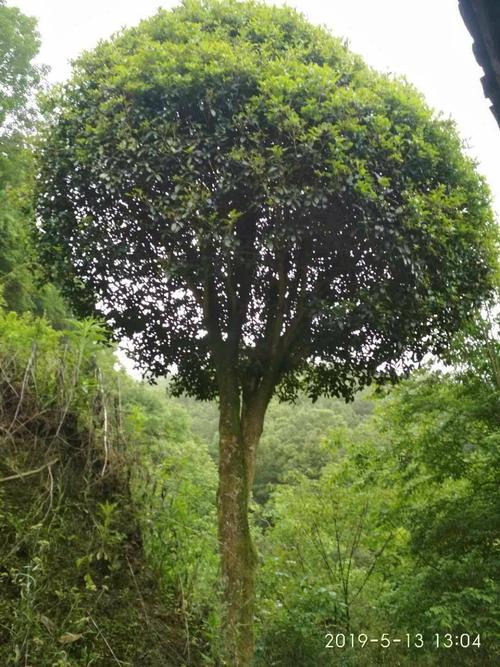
[0,314,204,666]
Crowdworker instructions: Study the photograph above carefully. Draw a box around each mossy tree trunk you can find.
[217,382,266,666]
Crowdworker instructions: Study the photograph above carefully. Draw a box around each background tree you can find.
[256,436,398,667]
[36,1,498,663]
[0,0,39,311]
[0,0,66,322]
[0,0,40,132]
[255,335,500,666]
[378,323,500,666]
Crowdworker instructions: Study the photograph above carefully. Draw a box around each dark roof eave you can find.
[459,0,500,128]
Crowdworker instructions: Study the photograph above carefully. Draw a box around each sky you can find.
[9,0,500,218]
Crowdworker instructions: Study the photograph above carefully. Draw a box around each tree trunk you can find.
[241,396,266,496]
[218,393,258,666]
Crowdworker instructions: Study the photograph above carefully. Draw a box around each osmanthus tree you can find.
[36,1,498,663]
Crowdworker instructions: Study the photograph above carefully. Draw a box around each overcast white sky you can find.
[9,0,500,218]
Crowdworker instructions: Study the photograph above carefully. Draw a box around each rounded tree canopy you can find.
[37,0,498,401]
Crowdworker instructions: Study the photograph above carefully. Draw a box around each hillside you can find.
[0,313,209,666]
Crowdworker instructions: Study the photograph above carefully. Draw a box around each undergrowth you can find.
[0,311,214,666]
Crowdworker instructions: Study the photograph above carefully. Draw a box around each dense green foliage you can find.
[37,0,497,401]
[0,0,41,131]
[2,305,497,665]
[125,382,220,655]
[0,145,67,320]
[381,317,500,658]
[0,313,171,665]
[0,310,220,665]
[0,1,67,320]
[255,353,499,665]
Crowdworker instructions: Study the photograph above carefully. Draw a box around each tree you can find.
[0,0,41,133]
[379,335,500,665]
[0,0,40,311]
[0,0,67,322]
[36,1,498,663]
[257,444,397,666]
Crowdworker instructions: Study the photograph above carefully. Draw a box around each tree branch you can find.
[0,459,59,483]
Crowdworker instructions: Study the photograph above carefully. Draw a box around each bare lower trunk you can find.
[218,395,258,666]
[241,395,266,494]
